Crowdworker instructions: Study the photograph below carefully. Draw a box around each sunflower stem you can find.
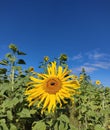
[11,66,15,91]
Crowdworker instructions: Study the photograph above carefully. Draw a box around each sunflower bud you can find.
[44,56,49,62]
[9,43,18,52]
[60,54,68,61]
[29,67,34,72]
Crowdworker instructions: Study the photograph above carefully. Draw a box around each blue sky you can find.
[0,0,110,86]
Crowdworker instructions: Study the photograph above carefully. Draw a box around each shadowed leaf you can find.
[17,51,26,55]
[17,59,26,64]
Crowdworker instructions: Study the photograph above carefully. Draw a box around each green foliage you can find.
[0,59,9,65]
[9,43,17,50]
[0,44,110,130]
[59,54,68,61]
[70,78,110,130]
[32,121,46,130]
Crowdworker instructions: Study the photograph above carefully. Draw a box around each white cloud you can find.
[72,54,82,60]
[73,66,97,73]
[91,62,110,69]
[70,50,110,74]
[86,51,110,61]
[88,53,105,60]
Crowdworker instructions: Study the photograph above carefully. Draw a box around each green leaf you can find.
[32,121,46,130]
[58,121,65,130]
[5,53,12,58]
[0,59,8,65]
[59,54,68,61]
[9,43,18,52]
[86,110,95,117]
[12,97,20,106]
[55,120,69,130]
[7,110,13,120]
[17,108,31,118]
[10,123,17,130]
[17,50,26,55]
[54,122,58,130]
[2,97,19,109]
[69,124,78,130]
[81,106,87,113]
[56,114,70,130]
[0,119,8,130]
[0,68,7,74]
[58,114,69,123]
[17,59,26,64]
[94,124,105,130]
[30,110,37,115]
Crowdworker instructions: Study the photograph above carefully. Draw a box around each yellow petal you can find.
[48,94,56,113]
[30,76,43,83]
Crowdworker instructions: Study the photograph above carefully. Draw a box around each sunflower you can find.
[29,67,34,72]
[25,61,80,113]
[44,56,49,62]
[95,80,101,85]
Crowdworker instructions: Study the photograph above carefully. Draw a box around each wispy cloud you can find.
[71,49,110,73]
[91,62,110,69]
[72,53,82,60]
[86,50,110,61]
[74,66,97,73]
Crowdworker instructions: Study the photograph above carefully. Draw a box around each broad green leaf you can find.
[54,122,58,130]
[2,97,19,109]
[2,99,14,108]
[30,110,37,115]
[17,50,26,55]
[12,97,20,106]
[7,110,13,120]
[0,68,7,74]
[0,83,9,95]
[94,124,105,130]
[32,121,46,130]
[5,53,12,58]
[86,110,95,117]
[58,114,69,123]
[69,124,78,130]
[0,59,8,65]
[0,119,8,130]
[10,123,17,130]
[58,121,65,130]
[17,108,31,118]
[17,59,26,64]
[81,106,87,113]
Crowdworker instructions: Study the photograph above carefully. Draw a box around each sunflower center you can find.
[50,82,55,86]
[44,77,62,94]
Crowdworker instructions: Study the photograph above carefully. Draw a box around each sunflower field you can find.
[0,44,110,130]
